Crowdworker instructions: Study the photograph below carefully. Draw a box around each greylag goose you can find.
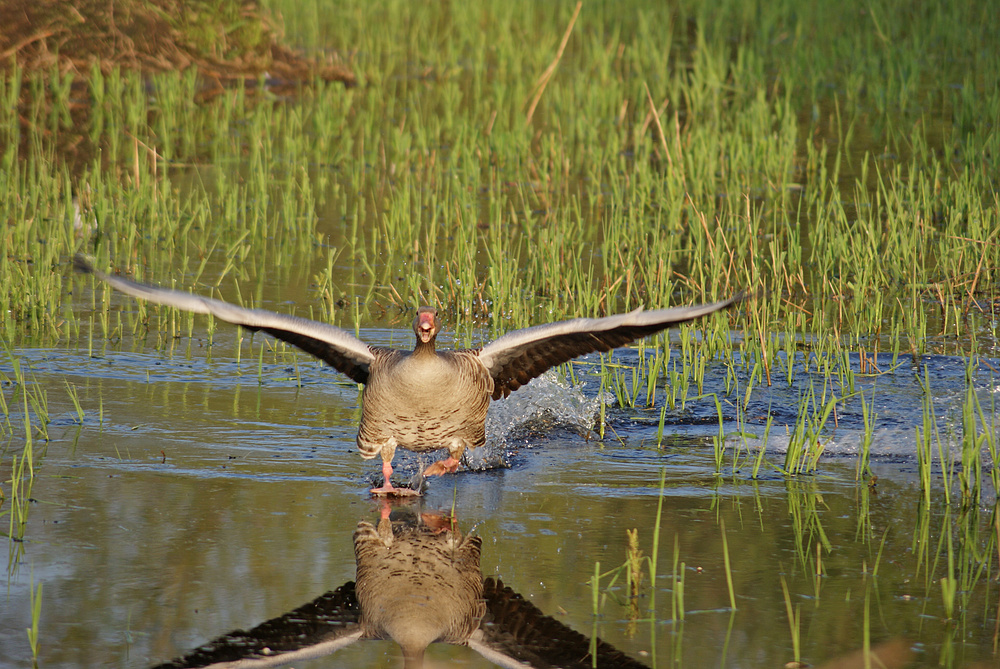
[353,510,485,668]
[149,508,650,669]
[75,255,736,495]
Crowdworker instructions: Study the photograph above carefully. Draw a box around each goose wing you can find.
[149,582,363,668]
[467,577,650,669]
[475,297,735,400]
[75,255,375,384]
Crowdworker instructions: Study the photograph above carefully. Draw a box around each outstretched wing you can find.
[467,577,650,669]
[150,582,363,669]
[474,297,736,400]
[75,255,375,384]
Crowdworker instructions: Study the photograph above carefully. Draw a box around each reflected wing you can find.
[75,255,375,384]
[467,578,650,669]
[475,298,736,399]
[149,582,363,669]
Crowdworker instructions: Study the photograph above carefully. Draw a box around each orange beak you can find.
[418,311,435,342]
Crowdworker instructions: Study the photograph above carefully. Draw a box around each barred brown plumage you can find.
[353,513,484,667]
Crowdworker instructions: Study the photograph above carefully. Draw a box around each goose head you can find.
[413,307,439,346]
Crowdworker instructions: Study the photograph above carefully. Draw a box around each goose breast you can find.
[357,351,493,455]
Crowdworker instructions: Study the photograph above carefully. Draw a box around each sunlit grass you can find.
[2,1,996,344]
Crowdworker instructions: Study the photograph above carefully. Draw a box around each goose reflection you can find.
[150,503,649,669]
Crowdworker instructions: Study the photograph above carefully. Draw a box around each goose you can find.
[150,507,650,669]
[352,509,485,668]
[74,255,736,495]
[149,509,912,669]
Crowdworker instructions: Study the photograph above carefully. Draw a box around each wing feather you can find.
[468,577,650,668]
[475,298,736,399]
[75,255,375,384]
[149,582,363,668]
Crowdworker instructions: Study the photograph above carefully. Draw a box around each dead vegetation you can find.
[0,0,354,86]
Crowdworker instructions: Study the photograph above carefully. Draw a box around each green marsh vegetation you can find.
[1,0,999,666]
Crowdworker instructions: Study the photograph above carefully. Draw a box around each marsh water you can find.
[2,304,998,667]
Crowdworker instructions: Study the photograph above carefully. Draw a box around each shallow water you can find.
[2,316,998,668]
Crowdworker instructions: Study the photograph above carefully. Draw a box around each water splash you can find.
[462,371,602,471]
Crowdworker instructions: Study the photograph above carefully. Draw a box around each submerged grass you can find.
[586,469,998,666]
[26,570,42,667]
[0,345,49,565]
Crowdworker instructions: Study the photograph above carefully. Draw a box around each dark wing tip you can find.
[480,577,650,669]
[149,581,361,669]
[73,254,96,275]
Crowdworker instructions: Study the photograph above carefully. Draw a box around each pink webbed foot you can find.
[370,458,421,496]
[370,483,421,497]
[423,456,461,477]
[421,511,458,533]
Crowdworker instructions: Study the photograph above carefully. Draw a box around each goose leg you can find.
[369,437,420,496]
[423,438,466,477]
